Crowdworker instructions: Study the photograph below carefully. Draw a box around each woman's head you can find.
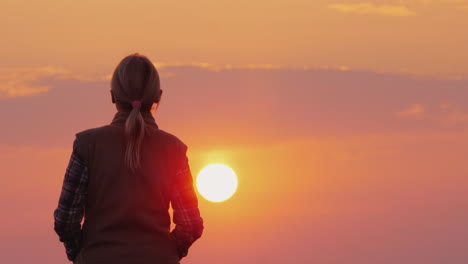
[111,53,161,109]
[110,53,161,172]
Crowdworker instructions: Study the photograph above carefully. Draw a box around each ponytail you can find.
[124,104,146,172]
[110,53,161,173]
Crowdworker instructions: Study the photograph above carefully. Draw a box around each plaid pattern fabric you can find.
[54,136,203,261]
[53,138,88,261]
[170,155,204,259]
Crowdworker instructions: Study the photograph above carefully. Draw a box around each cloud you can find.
[155,62,287,71]
[0,81,50,98]
[0,67,96,99]
[1,62,353,99]
[156,62,355,73]
[100,62,352,81]
[99,62,296,80]
[3,64,468,150]
[398,102,468,127]
[328,2,416,16]
[398,104,424,116]
[439,103,451,110]
[394,0,468,10]
[430,107,468,127]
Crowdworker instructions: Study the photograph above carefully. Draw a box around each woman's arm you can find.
[170,142,204,260]
[53,137,88,261]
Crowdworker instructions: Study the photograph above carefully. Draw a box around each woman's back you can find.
[75,111,183,263]
[53,54,203,264]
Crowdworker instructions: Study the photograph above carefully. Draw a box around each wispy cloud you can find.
[398,104,425,116]
[328,2,416,16]
[0,67,95,99]
[0,81,50,98]
[2,63,355,98]
[154,62,287,71]
[154,62,355,73]
[100,62,352,80]
[3,65,468,148]
[398,102,468,127]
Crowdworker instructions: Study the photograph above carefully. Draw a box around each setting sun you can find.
[196,163,238,202]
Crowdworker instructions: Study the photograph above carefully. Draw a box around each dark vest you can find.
[74,110,183,264]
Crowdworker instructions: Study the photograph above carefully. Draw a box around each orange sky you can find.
[1,1,468,264]
[1,0,468,78]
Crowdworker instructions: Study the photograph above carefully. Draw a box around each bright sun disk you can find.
[196,163,238,202]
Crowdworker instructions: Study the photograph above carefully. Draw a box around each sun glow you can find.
[196,163,238,202]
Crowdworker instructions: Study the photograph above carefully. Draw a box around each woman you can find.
[53,53,204,264]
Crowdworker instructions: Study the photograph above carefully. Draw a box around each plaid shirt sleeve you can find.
[169,142,204,260]
[53,137,88,262]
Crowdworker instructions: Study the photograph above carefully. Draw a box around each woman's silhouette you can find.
[53,53,204,264]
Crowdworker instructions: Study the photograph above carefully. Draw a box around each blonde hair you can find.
[111,53,161,173]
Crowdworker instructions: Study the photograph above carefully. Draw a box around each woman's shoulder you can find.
[155,129,187,149]
[74,125,188,152]
[74,125,111,139]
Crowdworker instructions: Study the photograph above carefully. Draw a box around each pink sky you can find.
[1,1,468,263]
[1,66,468,263]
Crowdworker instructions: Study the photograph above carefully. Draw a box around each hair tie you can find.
[131,100,142,109]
